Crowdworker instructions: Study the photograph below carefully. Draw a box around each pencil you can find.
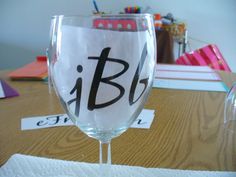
[93,0,100,13]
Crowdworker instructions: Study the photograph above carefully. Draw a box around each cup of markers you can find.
[125,6,141,14]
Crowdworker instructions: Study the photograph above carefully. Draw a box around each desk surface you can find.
[0,70,236,171]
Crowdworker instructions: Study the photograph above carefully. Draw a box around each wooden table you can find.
[0,70,236,171]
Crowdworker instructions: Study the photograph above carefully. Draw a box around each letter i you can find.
[68,65,83,117]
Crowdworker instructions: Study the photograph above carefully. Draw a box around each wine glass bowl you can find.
[48,14,156,164]
[224,82,236,132]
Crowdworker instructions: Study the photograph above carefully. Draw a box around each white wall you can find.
[1,0,236,72]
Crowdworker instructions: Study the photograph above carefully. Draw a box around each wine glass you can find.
[224,82,236,132]
[48,14,156,167]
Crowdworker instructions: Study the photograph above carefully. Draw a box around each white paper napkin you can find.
[0,154,235,177]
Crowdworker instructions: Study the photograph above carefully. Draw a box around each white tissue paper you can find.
[0,154,235,177]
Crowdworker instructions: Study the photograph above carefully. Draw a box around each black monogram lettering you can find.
[68,44,150,116]
[88,47,129,110]
[129,43,148,105]
[67,65,83,117]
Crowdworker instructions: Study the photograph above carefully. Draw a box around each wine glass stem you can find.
[99,140,111,164]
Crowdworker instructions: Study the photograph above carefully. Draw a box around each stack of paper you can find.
[8,56,48,80]
[153,64,228,92]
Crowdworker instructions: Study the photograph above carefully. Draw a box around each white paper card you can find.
[153,78,228,92]
[0,81,5,98]
[21,109,155,131]
[130,109,155,129]
[156,70,221,81]
[156,64,214,72]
